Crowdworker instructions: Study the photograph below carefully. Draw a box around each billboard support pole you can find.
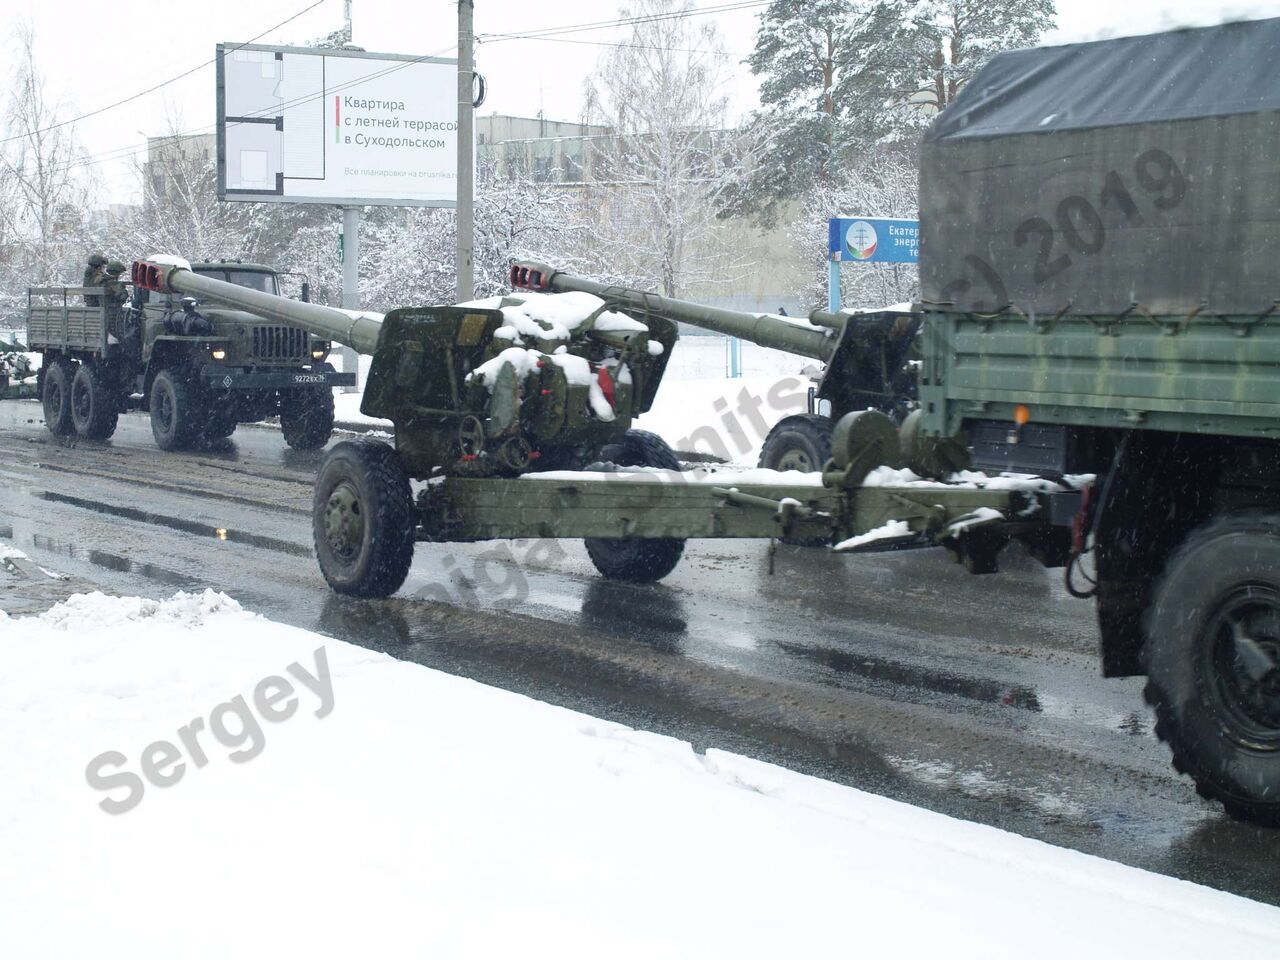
[827,260,840,313]
[457,0,475,302]
[340,205,361,393]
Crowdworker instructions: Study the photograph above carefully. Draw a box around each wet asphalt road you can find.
[3,399,1280,906]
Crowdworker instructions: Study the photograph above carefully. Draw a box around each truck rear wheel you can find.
[1143,512,1280,825]
[313,439,415,597]
[42,358,75,436]
[281,387,335,450]
[150,368,203,451]
[758,414,833,473]
[584,430,686,582]
[71,362,119,441]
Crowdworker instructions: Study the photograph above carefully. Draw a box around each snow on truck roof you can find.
[929,17,1280,140]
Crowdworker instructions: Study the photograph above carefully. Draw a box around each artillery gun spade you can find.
[509,260,928,475]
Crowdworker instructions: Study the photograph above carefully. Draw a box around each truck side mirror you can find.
[301,281,311,303]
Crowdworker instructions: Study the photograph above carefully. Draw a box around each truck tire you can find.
[313,439,415,597]
[203,404,238,441]
[585,430,686,582]
[758,414,833,473]
[1143,512,1280,825]
[70,362,119,441]
[150,368,203,451]
[42,359,75,436]
[281,387,335,450]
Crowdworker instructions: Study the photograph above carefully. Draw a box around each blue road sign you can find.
[828,217,919,264]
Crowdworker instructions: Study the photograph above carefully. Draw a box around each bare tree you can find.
[0,24,91,287]
[582,0,740,298]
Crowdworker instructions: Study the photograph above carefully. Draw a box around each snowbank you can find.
[1,585,1278,958]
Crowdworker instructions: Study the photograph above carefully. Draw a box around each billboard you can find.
[828,217,919,264]
[216,43,458,207]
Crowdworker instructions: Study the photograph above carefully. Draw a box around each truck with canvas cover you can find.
[915,17,1280,826]
[27,260,353,450]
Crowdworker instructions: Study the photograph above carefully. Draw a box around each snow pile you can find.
[36,589,248,632]
[523,465,826,486]
[0,542,29,563]
[1,589,1278,956]
[462,290,649,347]
[834,519,913,551]
[466,346,618,421]
[864,466,1093,494]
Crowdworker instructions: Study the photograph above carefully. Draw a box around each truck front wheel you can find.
[42,358,76,436]
[1143,512,1280,825]
[150,369,203,451]
[281,387,335,450]
[313,439,415,597]
[71,362,119,441]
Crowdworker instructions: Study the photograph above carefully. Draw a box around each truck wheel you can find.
[150,369,202,451]
[42,359,75,436]
[204,405,238,441]
[758,414,833,473]
[70,362,119,441]
[585,429,686,582]
[1143,512,1280,825]
[281,388,335,450]
[313,439,415,597]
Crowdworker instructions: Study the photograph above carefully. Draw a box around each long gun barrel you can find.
[131,259,383,354]
[510,261,841,362]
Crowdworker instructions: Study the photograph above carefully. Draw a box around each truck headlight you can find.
[311,340,331,361]
[211,348,227,361]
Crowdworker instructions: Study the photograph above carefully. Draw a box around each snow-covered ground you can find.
[331,335,812,463]
[2,577,1278,957]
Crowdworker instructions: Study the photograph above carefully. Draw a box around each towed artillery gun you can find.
[27,261,352,450]
[506,261,923,475]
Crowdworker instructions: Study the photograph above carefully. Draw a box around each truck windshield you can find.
[193,269,279,295]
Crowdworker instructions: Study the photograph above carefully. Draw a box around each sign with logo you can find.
[828,217,919,264]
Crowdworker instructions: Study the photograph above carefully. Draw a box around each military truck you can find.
[27,260,354,449]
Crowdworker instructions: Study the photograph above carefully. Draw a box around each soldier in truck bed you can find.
[82,253,108,307]
[102,261,131,341]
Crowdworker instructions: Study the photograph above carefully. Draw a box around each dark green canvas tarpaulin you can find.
[919,18,1280,316]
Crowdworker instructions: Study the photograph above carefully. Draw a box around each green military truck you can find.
[28,259,354,450]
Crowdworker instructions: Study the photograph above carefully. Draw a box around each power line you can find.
[0,0,330,146]
[478,1,768,43]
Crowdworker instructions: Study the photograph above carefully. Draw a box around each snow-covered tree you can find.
[789,150,920,311]
[0,24,92,295]
[582,0,740,297]
[843,0,1057,132]
[722,0,1055,225]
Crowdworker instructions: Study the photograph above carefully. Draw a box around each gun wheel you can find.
[584,430,686,582]
[314,439,415,597]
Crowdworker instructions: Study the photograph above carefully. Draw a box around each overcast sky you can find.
[7,0,1280,205]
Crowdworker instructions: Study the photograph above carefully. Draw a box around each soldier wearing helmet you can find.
[82,253,108,307]
[102,260,134,343]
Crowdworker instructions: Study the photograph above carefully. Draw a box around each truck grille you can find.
[251,326,308,363]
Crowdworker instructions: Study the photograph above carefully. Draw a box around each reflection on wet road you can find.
[3,400,1280,904]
